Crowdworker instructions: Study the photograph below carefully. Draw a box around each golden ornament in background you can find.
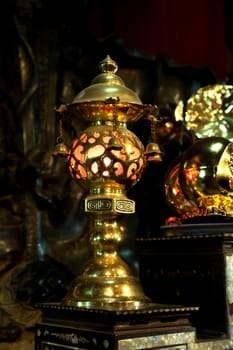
[175,84,233,140]
[164,137,233,222]
[164,85,233,224]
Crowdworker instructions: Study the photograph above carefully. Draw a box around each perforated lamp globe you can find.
[68,124,145,190]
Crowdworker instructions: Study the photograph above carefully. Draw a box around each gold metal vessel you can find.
[164,85,233,223]
[56,55,157,309]
[165,137,233,221]
[175,84,233,140]
[164,160,199,223]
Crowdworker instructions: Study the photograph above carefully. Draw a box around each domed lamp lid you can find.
[73,55,142,104]
[56,55,157,124]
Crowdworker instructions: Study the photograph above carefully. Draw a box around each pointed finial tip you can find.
[99,55,118,74]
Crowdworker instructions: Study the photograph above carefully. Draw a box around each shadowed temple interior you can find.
[1,1,233,349]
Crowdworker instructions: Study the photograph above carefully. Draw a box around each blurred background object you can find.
[0,0,231,346]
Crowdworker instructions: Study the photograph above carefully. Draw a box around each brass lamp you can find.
[55,55,159,309]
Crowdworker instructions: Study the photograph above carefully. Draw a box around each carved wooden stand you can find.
[34,303,197,349]
[138,225,233,349]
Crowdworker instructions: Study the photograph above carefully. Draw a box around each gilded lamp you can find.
[55,55,159,309]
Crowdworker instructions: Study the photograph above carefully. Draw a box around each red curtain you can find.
[110,0,226,79]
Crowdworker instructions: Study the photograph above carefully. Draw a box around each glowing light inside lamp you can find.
[87,144,105,158]
[68,124,145,189]
[103,156,112,167]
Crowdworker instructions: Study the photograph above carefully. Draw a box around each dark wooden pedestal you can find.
[34,303,197,349]
[137,224,233,348]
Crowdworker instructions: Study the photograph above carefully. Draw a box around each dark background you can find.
[0,0,232,340]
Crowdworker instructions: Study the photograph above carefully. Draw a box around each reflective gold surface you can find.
[165,84,233,222]
[179,137,230,200]
[165,136,233,221]
[58,56,153,309]
[62,181,148,309]
[56,101,157,124]
[55,55,158,124]
[164,160,199,221]
[175,84,233,140]
[74,55,142,105]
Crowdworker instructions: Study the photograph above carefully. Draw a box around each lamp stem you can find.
[62,184,147,309]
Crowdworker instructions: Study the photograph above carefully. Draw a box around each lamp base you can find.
[62,252,148,310]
